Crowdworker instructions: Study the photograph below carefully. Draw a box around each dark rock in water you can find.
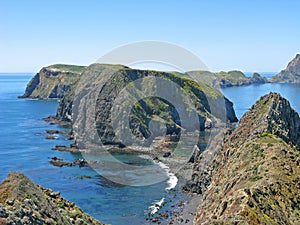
[50,158,89,168]
[50,156,62,161]
[163,152,172,158]
[0,172,105,224]
[189,92,300,224]
[77,175,92,179]
[43,115,72,127]
[52,145,79,153]
[45,129,60,134]
[271,54,300,83]
[50,160,73,167]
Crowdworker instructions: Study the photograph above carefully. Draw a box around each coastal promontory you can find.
[19,64,86,99]
[187,93,300,224]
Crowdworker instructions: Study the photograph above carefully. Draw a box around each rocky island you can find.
[188,70,268,88]
[271,54,300,83]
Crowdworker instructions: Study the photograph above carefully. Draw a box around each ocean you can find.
[1,72,300,224]
[222,72,300,119]
[0,74,183,225]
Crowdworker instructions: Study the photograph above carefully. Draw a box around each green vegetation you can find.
[187,70,250,88]
[249,175,263,182]
[48,64,87,73]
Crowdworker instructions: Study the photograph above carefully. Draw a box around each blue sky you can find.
[1,0,300,72]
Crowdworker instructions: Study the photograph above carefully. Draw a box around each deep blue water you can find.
[222,72,300,119]
[0,74,180,225]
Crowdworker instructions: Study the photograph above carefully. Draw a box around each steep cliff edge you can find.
[189,93,300,224]
[19,64,86,99]
[55,64,238,148]
[271,54,300,83]
[0,172,104,225]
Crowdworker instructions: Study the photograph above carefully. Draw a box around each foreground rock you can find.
[271,54,300,83]
[187,93,300,224]
[0,172,105,225]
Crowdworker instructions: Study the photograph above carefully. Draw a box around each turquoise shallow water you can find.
[0,74,182,225]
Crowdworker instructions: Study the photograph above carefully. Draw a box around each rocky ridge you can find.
[271,54,300,83]
[0,172,104,225]
[185,93,300,224]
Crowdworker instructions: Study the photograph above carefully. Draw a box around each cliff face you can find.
[189,70,268,88]
[55,64,238,148]
[0,172,104,225]
[271,54,300,83]
[19,64,86,99]
[189,93,300,224]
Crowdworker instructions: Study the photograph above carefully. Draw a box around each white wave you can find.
[149,197,165,214]
[166,172,178,190]
[138,154,178,214]
[156,161,178,190]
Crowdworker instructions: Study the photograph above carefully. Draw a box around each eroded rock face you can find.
[19,64,86,99]
[189,92,300,224]
[0,172,105,225]
[252,92,300,150]
[271,54,300,83]
[55,64,238,148]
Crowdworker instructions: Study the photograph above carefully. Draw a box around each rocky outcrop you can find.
[55,64,238,148]
[0,172,104,225]
[188,93,300,224]
[19,64,86,99]
[189,70,268,88]
[250,72,269,84]
[271,54,300,83]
